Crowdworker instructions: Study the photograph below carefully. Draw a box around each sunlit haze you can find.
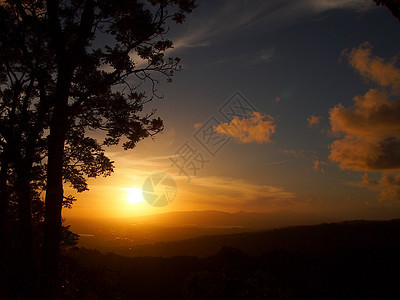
[63,0,400,222]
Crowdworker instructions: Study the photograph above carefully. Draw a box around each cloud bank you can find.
[330,43,400,201]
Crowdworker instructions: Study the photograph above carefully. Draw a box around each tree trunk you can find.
[40,111,67,298]
[40,2,93,296]
[40,72,70,299]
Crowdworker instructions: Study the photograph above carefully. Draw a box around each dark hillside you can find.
[124,219,400,257]
[60,219,400,299]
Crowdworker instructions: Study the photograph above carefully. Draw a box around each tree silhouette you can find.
[0,0,196,298]
[374,0,400,21]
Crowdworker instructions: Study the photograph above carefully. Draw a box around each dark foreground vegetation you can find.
[9,219,398,299]
[0,1,196,298]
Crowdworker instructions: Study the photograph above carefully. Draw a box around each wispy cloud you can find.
[284,149,306,158]
[213,48,275,67]
[308,0,370,12]
[103,1,372,72]
[171,0,370,52]
[264,160,287,167]
[182,175,296,209]
[106,152,171,174]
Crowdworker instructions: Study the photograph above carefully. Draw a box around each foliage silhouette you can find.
[374,0,400,21]
[0,0,196,298]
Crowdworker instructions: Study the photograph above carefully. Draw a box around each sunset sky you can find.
[64,0,400,221]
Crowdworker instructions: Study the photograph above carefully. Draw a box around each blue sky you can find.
[65,0,400,220]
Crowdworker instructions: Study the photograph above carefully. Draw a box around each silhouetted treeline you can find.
[58,244,400,299]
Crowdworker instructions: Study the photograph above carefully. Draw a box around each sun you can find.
[126,188,144,205]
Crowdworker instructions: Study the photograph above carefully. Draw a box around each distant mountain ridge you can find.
[122,218,400,257]
[119,209,335,229]
[67,211,400,257]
